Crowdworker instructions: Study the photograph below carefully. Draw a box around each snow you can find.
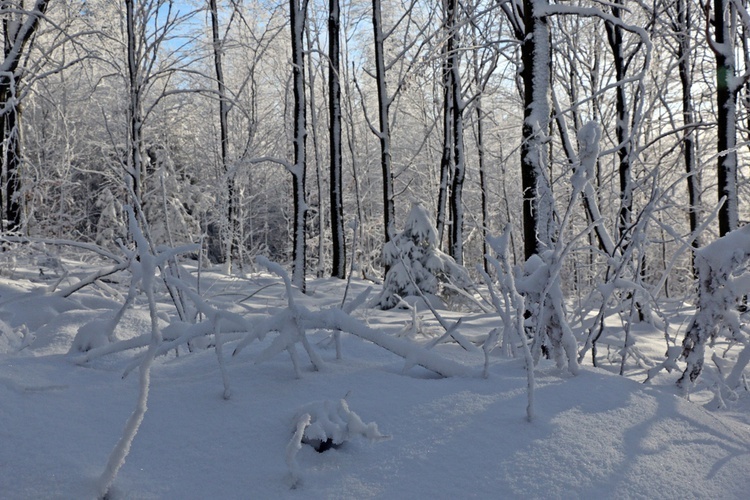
[1,256,750,498]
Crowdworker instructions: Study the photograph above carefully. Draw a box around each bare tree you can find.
[290,0,309,290]
[436,0,454,249]
[520,0,553,259]
[371,0,395,259]
[329,0,345,279]
[446,0,466,265]
[208,0,242,272]
[673,0,702,272]
[1,0,49,232]
[707,0,742,235]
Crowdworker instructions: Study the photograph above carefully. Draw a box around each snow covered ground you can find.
[1,251,750,499]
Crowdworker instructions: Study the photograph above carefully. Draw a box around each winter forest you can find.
[2,0,750,498]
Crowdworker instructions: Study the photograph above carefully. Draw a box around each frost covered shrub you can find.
[378,203,472,310]
[676,224,750,389]
[287,398,388,487]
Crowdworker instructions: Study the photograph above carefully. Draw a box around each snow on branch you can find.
[677,224,750,391]
[482,226,536,422]
[231,257,472,378]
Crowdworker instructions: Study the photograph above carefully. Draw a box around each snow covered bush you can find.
[378,203,472,310]
[287,398,388,487]
[675,224,750,390]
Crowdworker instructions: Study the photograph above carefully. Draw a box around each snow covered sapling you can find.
[505,123,601,377]
[287,398,388,487]
[676,224,750,390]
[378,203,472,310]
[480,226,535,421]
[97,207,197,499]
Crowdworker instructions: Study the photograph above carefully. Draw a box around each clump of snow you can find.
[0,319,33,353]
[286,398,389,487]
[70,316,119,354]
[576,120,600,185]
[516,250,579,375]
[378,203,472,310]
[293,398,389,452]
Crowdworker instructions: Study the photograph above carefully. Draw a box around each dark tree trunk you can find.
[477,97,488,273]
[209,0,240,270]
[520,0,551,260]
[372,0,395,268]
[1,0,49,232]
[125,0,144,208]
[447,0,465,264]
[712,0,739,236]
[0,84,21,231]
[605,0,633,244]
[290,0,309,290]
[436,2,454,248]
[329,0,345,279]
[677,0,701,274]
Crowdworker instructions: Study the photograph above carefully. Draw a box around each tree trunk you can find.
[605,0,633,244]
[305,22,325,278]
[436,31,453,248]
[713,0,739,236]
[209,0,240,271]
[0,83,21,231]
[1,0,50,232]
[476,96,488,273]
[520,0,552,260]
[447,0,465,265]
[372,0,395,265]
[677,0,701,274]
[329,0,345,279]
[290,0,309,291]
[125,0,144,209]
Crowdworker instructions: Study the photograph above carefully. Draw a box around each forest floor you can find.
[1,247,749,499]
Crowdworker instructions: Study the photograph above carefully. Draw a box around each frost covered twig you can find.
[483,226,535,421]
[286,413,311,488]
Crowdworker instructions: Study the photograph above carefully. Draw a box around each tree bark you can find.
[712,0,739,236]
[520,0,552,260]
[372,0,395,265]
[445,0,465,264]
[290,0,309,290]
[329,0,345,278]
[0,84,21,231]
[209,0,240,271]
[436,12,453,248]
[605,0,633,244]
[677,0,701,274]
[1,0,50,232]
[125,0,145,210]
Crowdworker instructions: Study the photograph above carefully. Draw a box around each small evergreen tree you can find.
[378,203,471,310]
